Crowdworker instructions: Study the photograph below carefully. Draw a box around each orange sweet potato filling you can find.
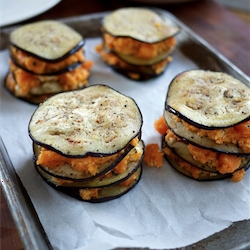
[37,147,119,175]
[11,46,85,74]
[8,59,93,96]
[231,168,246,182]
[154,116,169,135]
[37,138,141,176]
[187,144,242,174]
[103,34,176,60]
[95,43,172,79]
[143,144,163,168]
[178,117,250,154]
[79,188,99,200]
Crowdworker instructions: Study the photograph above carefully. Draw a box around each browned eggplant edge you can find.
[37,165,143,203]
[9,40,85,63]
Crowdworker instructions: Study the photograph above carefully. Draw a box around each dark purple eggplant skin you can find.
[9,40,85,63]
[37,165,143,203]
[28,85,143,158]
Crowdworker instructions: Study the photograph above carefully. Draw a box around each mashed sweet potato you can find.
[10,46,85,74]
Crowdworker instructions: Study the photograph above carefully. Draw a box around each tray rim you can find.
[0,9,250,250]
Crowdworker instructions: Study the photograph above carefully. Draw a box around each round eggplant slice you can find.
[29,84,143,157]
[166,70,250,129]
[38,165,143,203]
[162,142,249,181]
[35,140,144,188]
[10,20,84,62]
[101,51,172,81]
[114,48,174,67]
[102,8,179,44]
[33,139,143,181]
[164,110,249,156]
[163,135,250,174]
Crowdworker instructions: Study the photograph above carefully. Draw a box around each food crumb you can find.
[143,143,163,168]
[154,116,168,135]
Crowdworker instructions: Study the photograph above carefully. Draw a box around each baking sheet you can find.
[1,10,250,250]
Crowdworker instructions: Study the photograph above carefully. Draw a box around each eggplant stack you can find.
[29,84,144,202]
[96,7,180,81]
[162,70,250,181]
[5,20,93,104]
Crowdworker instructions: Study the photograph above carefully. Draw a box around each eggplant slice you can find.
[35,140,144,188]
[10,20,84,62]
[162,140,250,181]
[33,140,144,181]
[102,8,179,43]
[38,165,143,203]
[166,70,250,129]
[163,135,250,174]
[164,110,249,156]
[29,85,143,157]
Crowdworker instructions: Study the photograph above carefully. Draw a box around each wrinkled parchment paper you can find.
[1,38,250,250]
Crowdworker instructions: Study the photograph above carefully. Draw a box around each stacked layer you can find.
[96,7,179,80]
[5,20,93,104]
[162,70,250,181]
[29,85,144,202]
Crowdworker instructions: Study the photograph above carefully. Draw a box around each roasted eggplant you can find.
[5,20,93,104]
[161,70,250,182]
[35,140,144,188]
[163,133,250,174]
[29,84,144,201]
[96,7,180,80]
[39,165,143,203]
[166,70,250,128]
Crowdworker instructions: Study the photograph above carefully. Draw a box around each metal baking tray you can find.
[0,9,250,250]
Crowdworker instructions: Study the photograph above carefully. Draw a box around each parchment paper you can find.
[1,37,250,250]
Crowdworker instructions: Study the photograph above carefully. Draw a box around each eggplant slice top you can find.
[166,70,250,129]
[10,20,84,62]
[102,7,179,44]
[29,84,143,157]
